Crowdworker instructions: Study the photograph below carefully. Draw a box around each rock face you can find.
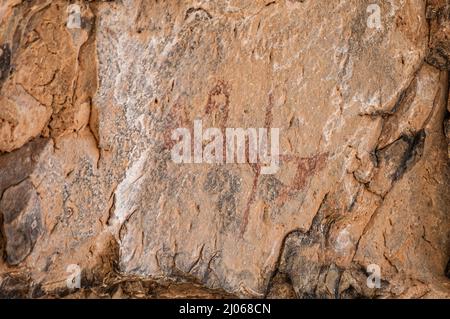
[0,0,449,298]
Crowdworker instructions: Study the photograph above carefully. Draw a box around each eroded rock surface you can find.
[0,0,449,298]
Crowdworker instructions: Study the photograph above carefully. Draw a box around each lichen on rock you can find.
[0,0,449,299]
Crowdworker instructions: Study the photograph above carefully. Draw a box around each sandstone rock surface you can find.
[0,0,449,298]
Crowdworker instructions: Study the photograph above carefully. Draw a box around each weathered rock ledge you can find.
[0,0,449,298]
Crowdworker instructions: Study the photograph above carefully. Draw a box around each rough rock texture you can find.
[0,0,449,298]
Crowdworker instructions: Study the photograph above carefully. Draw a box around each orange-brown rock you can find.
[0,0,449,299]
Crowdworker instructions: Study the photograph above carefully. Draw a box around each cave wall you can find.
[0,0,449,298]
